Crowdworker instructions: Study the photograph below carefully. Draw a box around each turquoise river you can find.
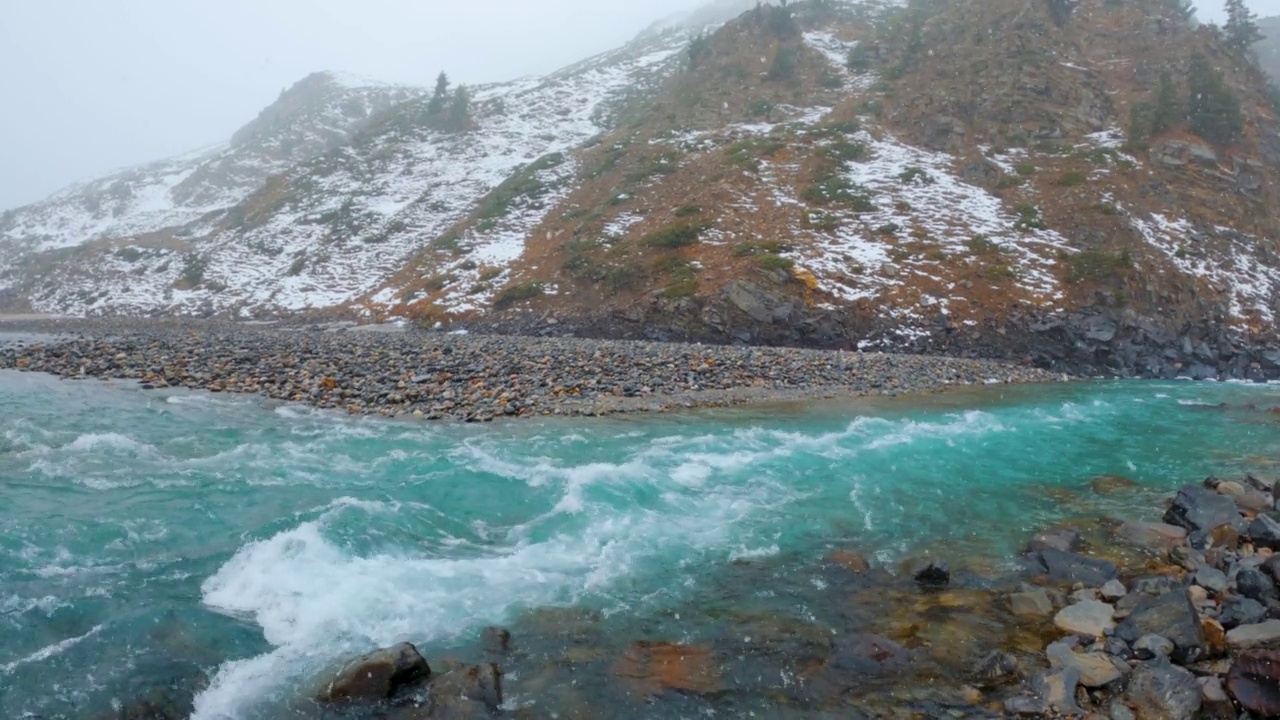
[4,370,1280,718]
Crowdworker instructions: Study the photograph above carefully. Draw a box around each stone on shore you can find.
[1034,549,1118,586]
[1220,597,1268,629]
[1163,485,1244,535]
[1124,657,1202,720]
[318,642,431,703]
[1114,590,1206,665]
[1226,619,1280,650]
[1116,521,1187,552]
[1046,639,1124,687]
[1054,599,1115,637]
[1009,589,1054,618]
[1100,579,1127,602]
[1249,513,1280,550]
[1226,649,1280,716]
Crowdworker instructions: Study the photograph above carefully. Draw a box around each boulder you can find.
[1046,640,1124,688]
[1054,600,1116,637]
[1220,597,1267,629]
[1124,657,1202,720]
[1100,579,1128,602]
[1237,568,1280,604]
[1009,589,1055,618]
[1226,649,1280,717]
[1249,514,1280,550]
[1035,549,1118,586]
[1028,527,1083,554]
[1193,566,1228,594]
[1114,591,1206,664]
[319,643,431,704]
[1116,521,1187,552]
[1227,619,1280,650]
[429,664,503,710]
[1163,485,1243,534]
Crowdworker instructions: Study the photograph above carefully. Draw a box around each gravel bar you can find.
[0,319,1069,422]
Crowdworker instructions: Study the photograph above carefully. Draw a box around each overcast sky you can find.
[0,0,1270,212]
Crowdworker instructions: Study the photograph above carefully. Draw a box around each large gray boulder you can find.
[1163,485,1243,534]
[1114,591,1206,665]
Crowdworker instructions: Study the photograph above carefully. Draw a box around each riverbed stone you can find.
[612,642,722,695]
[1197,676,1234,720]
[1226,649,1280,716]
[1054,599,1116,637]
[1035,549,1118,586]
[1117,521,1187,552]
[1164,485,1244,535]
[1227,619,1280,650]
[428,664,503,710]
[1046,640,1124,687]
[1194,566,1228,594]
[1028,527,1083,553]
[318,642,432,703]
[1124,657,1201,720]
[1114,590,1206,664]
[1220,596,1267,629]
[1010,589,1055,618]
[1133,634,1174,660]
[1237,568,1280,603]
[1249,514,1280,550]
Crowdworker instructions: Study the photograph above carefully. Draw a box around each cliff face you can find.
[3,0,1280,378]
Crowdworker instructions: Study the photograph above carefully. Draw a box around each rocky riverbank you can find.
[289,474,1280,720]
[0,319,1065,421]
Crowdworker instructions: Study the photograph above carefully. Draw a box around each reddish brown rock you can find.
[825,549,870,573]
[1226,649,1280,717]
[612,642,722,696]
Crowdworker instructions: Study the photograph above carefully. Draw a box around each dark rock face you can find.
[319,642,431,703]
[914,561,950,591]
[1034,549,1118,586]
[1163,485,1243,535]
[1237,568,1280,605]
[1125,657,1202,720]
[1226,649,1280,717]
[1115,591,1206,665]
[1220,597,1268,630]
[1249,514,1280,550]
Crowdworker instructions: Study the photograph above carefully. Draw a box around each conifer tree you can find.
[1224,0,1263,52]
[427,72,451,115]
[1186,53,1245,144]
[447,86,472,133]
[1152,71,1182,134]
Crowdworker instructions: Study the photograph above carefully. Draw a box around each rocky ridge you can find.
[1,0,1279,381]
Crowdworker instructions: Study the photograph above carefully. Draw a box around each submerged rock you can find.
[972,650,1021,688]
[1226,649,1280,716]
[1009,589,1055,618]
[1125,657,1202,720]
[1027,527,1083,553]
[319,642,431,703]
[913,561,950,591]
[428,664,503,710]
[1114,590,1206,665]
[1034,549,1118,586]
[612,642,723,696]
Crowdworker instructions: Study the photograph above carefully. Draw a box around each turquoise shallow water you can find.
[5,370,1280,718]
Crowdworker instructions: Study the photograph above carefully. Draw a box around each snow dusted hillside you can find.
[0,73,418,264]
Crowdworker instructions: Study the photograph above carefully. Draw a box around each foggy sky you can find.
[0,0,1270,212]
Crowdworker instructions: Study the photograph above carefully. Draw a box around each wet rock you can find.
[1163,485,1244,535]
[913,561,950,590]
[824,549,869,573]
[1133,634,1175,660]
[1238,568,1280,604]
[1006,667,1082,717]
[1220,597,1268,629]
[1035,549,1118,586]
[1117,521,1187,552]
[1114,590,1206,664]
[1226,649,1280,716]
[1054,599,1116,637]
[829,634,911,677]
[1227,619,1280,650]
[1100,579,1127,602]
[481,626,512,655]
[1090,475,1138,495]
[1193,566,1228,594]
[319,642,431,703]
[973,650,1021,688]
[1046,640,1124,687]
[1198,676,1234,720]
[1250,513,1280,550]
[612,642,722,696]
[1010,589,1055,618]
[1028,527,1083,554]
[429,664,503,710]
[1124,657,1202,720]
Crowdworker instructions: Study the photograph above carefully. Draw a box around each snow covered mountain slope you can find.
[3,0,1280,377]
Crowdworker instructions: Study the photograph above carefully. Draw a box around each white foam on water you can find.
[0,624,105,674]
[192,472,775,719]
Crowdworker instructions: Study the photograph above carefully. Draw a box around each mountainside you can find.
[1259,15,1280,83]
[3,0,1280,377]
